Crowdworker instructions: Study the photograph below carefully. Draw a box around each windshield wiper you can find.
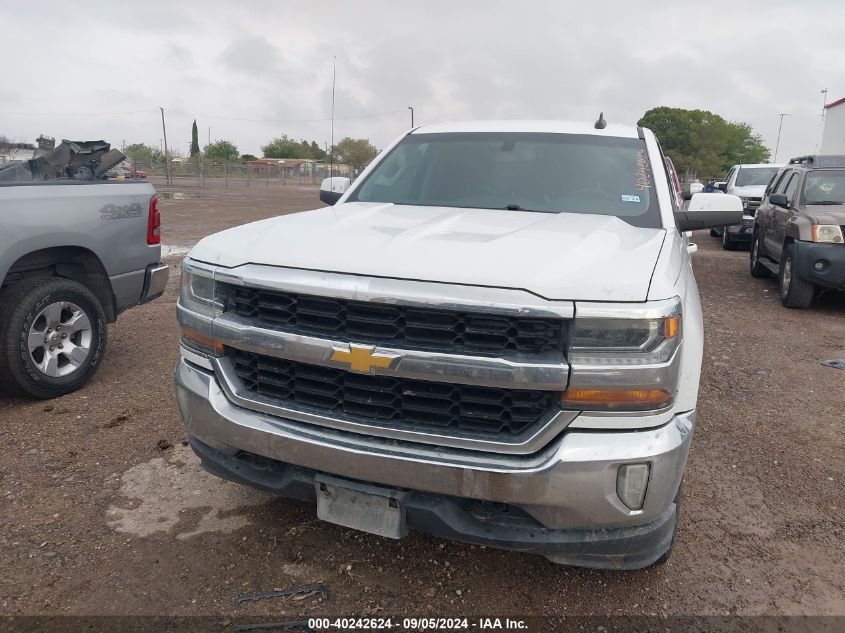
[807,200,844,205]
[503,204,556,213]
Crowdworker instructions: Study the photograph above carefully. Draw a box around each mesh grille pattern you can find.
[223,285,564,355]
[230,349,556,436]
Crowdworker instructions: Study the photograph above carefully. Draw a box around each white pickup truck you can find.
[175,120,742,569]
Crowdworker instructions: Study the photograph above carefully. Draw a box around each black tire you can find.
[0,277,107,399]
[749,233,772,278]
[651,483,683,566]
[722,228,737,251]
[710,228,719,237]
[778,244,815,309]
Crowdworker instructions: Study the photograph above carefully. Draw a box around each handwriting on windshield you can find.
[634,150,652,191]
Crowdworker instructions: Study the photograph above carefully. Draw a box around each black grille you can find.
[222,285,564,355]
[230,349,556,436]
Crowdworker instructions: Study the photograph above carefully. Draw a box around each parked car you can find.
[750,155,845,308]
[0,141,168,398]
[175,119,742,569]
[714,163,784,249]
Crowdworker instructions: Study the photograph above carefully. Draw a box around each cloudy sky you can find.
[2,0,843,163]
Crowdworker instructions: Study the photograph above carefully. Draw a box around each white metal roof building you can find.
[821,96,845,154]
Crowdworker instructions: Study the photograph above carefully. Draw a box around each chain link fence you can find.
[127,158,342,188]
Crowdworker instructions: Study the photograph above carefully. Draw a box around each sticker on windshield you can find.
[620,194,641,203]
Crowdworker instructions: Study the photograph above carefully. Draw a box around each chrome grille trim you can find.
[212,312,570,390]
[213,356,576,454]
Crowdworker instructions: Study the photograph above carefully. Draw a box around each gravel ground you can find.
[1,181,843,623]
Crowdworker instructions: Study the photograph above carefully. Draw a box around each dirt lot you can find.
[1,181,843,624]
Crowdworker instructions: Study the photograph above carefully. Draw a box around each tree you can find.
[261,135,310,159]
[332,137,378,172]
[203,140,239,162]
[240,154,258,163]
[309,141,325,160]
[637,107,770,180]
[190,120,200,157]
[123,143,163,164]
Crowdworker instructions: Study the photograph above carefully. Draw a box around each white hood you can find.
[730,185,766,198]
[189,202,667,301]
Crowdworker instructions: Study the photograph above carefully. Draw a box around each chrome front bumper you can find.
[175,356,694,531]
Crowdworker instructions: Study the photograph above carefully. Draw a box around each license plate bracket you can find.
[315,476,407,540]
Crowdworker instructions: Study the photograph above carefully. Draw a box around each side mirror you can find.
[319,177,351,206]
[716,182,727,192]
[683,191,692,201]
[674,193,743,232]
[769,193,789,207]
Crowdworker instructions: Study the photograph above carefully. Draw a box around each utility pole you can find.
[408,106,414,128]
[818,88,829,152]
[159,107,171,186]
[208,125,211,148]
[773,113,789,163]
[330,56,336,180]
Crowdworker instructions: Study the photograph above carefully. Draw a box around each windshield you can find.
[735,166,778,187]
[804,170,845,204]
[350,132,663,228]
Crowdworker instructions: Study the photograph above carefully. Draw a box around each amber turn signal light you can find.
[560,388,673,410]
[181,328,224,356]
[663,314,680,338]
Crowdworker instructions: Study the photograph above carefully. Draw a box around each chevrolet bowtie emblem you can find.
[329,343,401,373]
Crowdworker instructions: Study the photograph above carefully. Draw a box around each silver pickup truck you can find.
[0,144,168,398]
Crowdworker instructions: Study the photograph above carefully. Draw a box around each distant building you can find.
[0,136,54,165]
[821,97,845,154]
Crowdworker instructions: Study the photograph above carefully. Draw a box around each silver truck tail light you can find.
[147,195,161,245]
[617,463,650,510]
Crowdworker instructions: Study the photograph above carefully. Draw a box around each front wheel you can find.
[0,278,107,398]
[778,245,815,309]
[722,228,737,251]
[750,234,772,278]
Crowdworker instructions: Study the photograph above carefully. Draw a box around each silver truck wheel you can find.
[27,301,92,377]
[0,277,107,399]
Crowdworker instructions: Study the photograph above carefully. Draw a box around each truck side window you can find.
[765,171,785,197]
[783,173,799,204]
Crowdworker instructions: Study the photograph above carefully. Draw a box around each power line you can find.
[0,109,159,117]
[1,107,406,123]
[163,108,405,123]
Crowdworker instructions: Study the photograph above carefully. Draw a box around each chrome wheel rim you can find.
[782,259,792,296]
[27,301,92,377]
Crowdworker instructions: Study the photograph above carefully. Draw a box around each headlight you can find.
[179,262,224,356]
[179,265,223,317]
[561,299,682,412]
[811,225,844,244]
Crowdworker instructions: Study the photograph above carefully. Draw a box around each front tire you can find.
[778,245,815,309]
[722,228,737,251]
[0,278,107,398]
[750,234,772,278]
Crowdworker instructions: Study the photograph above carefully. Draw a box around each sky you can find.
[2,0,844,165]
